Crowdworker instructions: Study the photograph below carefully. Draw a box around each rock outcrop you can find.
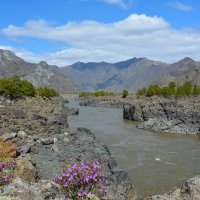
[0,96,135,200]
[123,96,200,134]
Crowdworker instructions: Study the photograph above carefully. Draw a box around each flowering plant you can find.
[54,161,108,199]
[0,162,17,186]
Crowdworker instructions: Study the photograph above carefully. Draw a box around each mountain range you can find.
[1,49,200,93]
[61,57,200,92]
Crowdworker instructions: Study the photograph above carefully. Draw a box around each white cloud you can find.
[1,14,200,66]
[100,0,129,8]
[167,1,193,12]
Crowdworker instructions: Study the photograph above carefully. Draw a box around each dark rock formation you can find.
[123,96,200,134]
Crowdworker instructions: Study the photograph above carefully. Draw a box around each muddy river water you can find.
[68,99,200,196]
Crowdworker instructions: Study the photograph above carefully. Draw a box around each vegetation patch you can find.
[79,91,115,97]
[37,87,59,97]
[54,162,108,199]
[136,81,200,98]
[0,76,59,98]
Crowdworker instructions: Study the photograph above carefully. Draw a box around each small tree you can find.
[193,85,200,96]
[146,84,162,97]
[136,87,147,97]
[37,87,59,97]
[161,86,173,97]
[175,85,184,97]
[183,81,192,96]
[122,89,129,98]
[168,82,176,94]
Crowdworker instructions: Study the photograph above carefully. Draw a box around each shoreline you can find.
[0,96,135,200]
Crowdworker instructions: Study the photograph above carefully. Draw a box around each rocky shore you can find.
[0,96,135,200]
[123,96,200,134]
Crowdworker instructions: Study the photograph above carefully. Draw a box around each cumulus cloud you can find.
[167,1,193,12]
[1,14,200,66]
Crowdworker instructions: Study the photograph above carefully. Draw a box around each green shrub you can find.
[183,81,192,96]
[146,84,162,97]
[161,86,173,97]
[122,89,129,98]
[193,85,200,96]
[136,87,147,97]
[37,87,59,97]
[0,76,36,98]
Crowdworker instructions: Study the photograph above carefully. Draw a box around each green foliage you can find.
[192,85,200,96]
[122,89,129,98]
[146,84,162,97]
[161,86,173,97]
[0,76,36,98]
[79,91,115,97]
[136,80,200,98]
[37,87,59,97]
[183,81,192,96]
[136,87,147,97]
[175,86,184,97]
[168,82,176,90]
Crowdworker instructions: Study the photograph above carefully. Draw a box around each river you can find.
[67,99,200,196]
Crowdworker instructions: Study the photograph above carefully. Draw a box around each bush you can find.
[183,81,192,96]
[122,89,129,98]
[54,162,107,199]
[146,84,162,97]
[37,87,59,97]
[161,86,173,97]
[136,87,147,97]
[193,85,200,96]
[0,76,36,98]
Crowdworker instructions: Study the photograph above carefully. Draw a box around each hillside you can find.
[61,57,200,92]
[154,57,200,86]
[61,57,169,92]
[0,49,80,93]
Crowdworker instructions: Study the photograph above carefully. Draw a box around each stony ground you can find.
[0,96,135,200]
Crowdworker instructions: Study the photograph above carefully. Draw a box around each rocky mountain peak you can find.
[39,61,48,67]
[176,57,195,65]
[0,49,22,62]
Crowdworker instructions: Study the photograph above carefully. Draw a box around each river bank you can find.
[75,95,200,199]
[0,96,135,200]
[79,95,200,135]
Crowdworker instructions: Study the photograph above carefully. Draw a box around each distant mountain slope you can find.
[0,49,80,93]
[154,57,200,86]
[61,57,169,92]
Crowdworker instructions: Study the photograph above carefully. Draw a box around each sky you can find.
[0,0,200,66]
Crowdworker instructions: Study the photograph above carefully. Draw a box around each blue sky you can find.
[0,0,200,65]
